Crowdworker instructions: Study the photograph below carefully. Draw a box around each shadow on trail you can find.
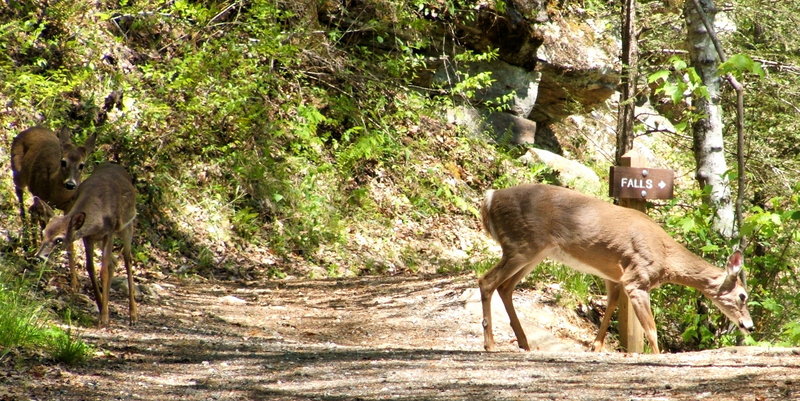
[66,333,799,401]
[31,274,800,401]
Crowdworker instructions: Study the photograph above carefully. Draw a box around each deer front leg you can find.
[626,287,660,354]
[98,236,115,327]
[83,239,102,311]
[592,280,621,352]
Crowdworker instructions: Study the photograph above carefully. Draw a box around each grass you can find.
[0,256,93,365]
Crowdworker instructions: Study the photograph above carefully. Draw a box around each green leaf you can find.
[679,216,696,233]
[648,70,670,83]
[719,54,766,79]
[761,298,784,314]
[670,56,688,70]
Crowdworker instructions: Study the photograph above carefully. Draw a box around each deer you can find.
[478,183,754,354]
[11,126,96,289]
[36,162,138,327]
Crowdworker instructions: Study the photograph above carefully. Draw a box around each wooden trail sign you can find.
[609,166,674,200]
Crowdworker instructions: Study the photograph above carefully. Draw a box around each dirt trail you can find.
[4,273,800,401]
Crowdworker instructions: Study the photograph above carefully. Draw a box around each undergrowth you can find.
[0,257,92,364]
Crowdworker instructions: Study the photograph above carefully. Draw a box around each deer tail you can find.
[481,189,499,242]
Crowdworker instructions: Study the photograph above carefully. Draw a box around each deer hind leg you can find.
[13,185,30,247]
[478,252,544,351]
[497,260,540,351]
[119,226,138,324]
[592,280,621,352]
[625,287,660,354]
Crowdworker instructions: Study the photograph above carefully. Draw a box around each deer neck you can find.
[665,247,724,295]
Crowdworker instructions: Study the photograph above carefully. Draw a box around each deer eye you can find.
[60,159,67,168]
[55,238,63,245]
[78,163,85,170]
[739,293,747,302]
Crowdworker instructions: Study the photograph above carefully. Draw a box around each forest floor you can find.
[2,272,800,401]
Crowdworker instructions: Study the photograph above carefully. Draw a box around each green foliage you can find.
[648,56,709,106]
[0,280,46,356]
[526,261,601,307]
[738,188,800,345]
[0,261,92,365]
[42,322,93,365]
[654,188,743,351]
[719,53,765,80]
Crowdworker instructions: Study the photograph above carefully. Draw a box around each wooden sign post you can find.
[609,149,674,353]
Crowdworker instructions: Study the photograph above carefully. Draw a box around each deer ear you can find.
[31,197,54,218]
[57,127,73,146]
[720,251,744,293]
[82,132,97,155]
[70,212,86,232]
[31,196,43,211]
[726,250,744,277]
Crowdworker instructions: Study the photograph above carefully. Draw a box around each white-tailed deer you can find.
[478,184,754,354]
[36,163,137,327]
[11,126,96,288]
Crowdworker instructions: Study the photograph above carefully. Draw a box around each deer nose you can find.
[64,180,77,190]
[739,321,755,332]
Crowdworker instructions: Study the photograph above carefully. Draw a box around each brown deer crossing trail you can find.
[4,273,799,401]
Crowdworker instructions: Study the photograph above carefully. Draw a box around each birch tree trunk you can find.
[684,0,735,238]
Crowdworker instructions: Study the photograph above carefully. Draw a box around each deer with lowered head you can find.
[478,184,754,354]
[36,162,138,327]
[11,126,96,288]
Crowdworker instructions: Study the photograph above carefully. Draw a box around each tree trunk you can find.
[615,0,637,165]
[684,0,735,239]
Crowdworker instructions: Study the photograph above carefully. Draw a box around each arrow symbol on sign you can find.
[658,180,667,189]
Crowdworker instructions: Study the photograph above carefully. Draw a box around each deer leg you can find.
[496,262,539,351]
[625,287,660,354]
[478,252,543,351]
[14,186,29,247]
[592,280,621,352]
[83,239,102,315]
[67,240,79,292]
[99,236,115,327]
[120,227,138,324]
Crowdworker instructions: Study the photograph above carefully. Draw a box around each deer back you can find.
[67,163,136,241]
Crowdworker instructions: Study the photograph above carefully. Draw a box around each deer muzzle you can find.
[35,247,52,262]
[739,319,755,333]
[63,179,78,190]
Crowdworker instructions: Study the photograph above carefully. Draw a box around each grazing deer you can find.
[11,126,96,288]
[478,184,754,354]
[36,163,138,327]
